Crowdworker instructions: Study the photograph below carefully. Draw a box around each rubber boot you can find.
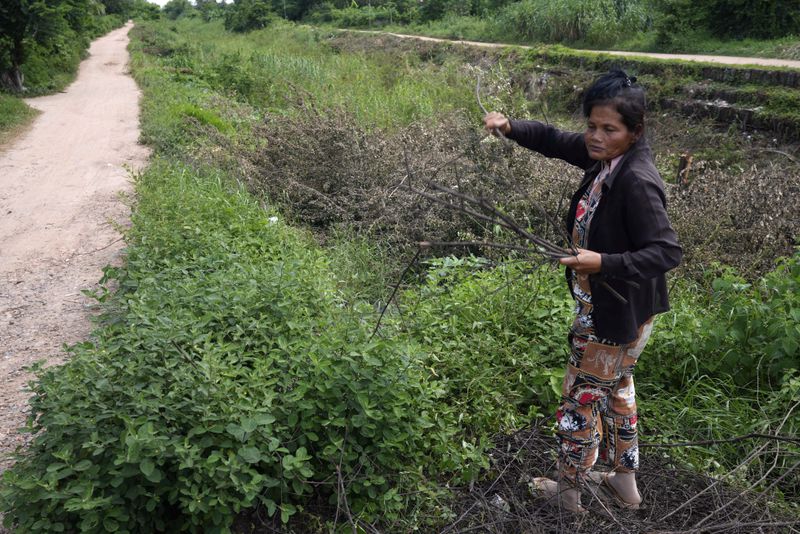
[605,471,642,508]
[532,477,586,513]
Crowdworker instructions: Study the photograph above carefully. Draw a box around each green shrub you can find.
[313,6,401,27]
[395,13,500,42]
[163,0,193,20]
[644,250,800,389]
[400,257,573,433]
[702,253,800,387]
[223,0,276,32]
[0,93,37,137]
[653,0,800,43]
[0,162,485,532]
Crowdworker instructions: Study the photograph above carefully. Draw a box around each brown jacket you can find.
[508,120,682,344]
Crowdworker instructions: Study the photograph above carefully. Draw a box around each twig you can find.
[72,236,124,257]
[409,185,517,236]
[655,520,800,534]
[658,440,771,522]
[171,341,199,370]
[761,148,799,163]
[641,432,800,448]
[422,178,569,256]
[419,240,551,256]
[439,421,549,534]
[476,73,509,145]
[411,164,637,303]
[370,248,421,341]
[691,458,800,531]
[333,424,359,534]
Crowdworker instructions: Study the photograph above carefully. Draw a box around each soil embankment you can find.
[354,30,800,69]
[0,22,149,471]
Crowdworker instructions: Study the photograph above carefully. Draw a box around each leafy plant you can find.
[0,162,486,532]
[399,257,573,433]
[224,0,277,32]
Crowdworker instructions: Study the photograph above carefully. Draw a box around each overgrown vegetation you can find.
[0,93,37,146]
[295,0,800,57]
[1,17,798,533]
[0,0,159,142]
[0,0,158,94]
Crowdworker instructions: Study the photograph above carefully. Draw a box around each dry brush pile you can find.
[443,422,800,534]
[205,107,799,279]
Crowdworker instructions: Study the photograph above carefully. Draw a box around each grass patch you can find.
[0,94,38,148]
[131,18,485,131]
[325,16,800,60]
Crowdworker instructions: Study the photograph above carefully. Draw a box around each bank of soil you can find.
[0,22,149,474]
[353,30,800,69]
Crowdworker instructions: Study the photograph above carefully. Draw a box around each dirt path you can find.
[0,22,149,472]
[352,30,800,69]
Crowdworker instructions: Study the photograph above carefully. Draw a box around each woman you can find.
[484,70,682,512]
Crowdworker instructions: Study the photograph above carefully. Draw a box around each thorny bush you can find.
[223,107,799,279]
[232,109,580,254]
[667,159,800,278]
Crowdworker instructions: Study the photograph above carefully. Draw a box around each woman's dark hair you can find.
[582,70,646,132]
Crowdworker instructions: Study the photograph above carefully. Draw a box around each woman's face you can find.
[584,104,640,161]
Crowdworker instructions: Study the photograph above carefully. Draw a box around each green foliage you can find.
[163,0,193,20]
[703,254,800,386]
[0,93,37,141]
[131,19,477,130]
[195,0,224,22]
[652,0,800,43]
[643,251,800,390]
[0,161,485,532]
[94,0,159,19]
[131,0,161,20]
[400,258,573,432]
[309,5,404,27]
[384,13,501,42]
[0,0,125,93]
[495,0,650,46]
[179,103,232,133]
[224,0,276,32]
[641,373,799,480]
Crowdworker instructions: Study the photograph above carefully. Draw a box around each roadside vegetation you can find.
[1,14,798,534]
[0,0,160,141]
[228,0,800,59]
[0,94,37,148]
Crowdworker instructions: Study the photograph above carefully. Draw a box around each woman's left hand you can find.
[559,248,602,274]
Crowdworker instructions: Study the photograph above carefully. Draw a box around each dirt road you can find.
[354,30,800,69]
[0,22,149,471]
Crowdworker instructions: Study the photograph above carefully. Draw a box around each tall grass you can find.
[144,19,481,130]
[0,94,37,146]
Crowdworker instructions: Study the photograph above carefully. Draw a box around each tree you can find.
[162,0,191,19]
[269,0,315,20]
[224,0,276,31]
[195,0,224,21]
[0,0,89,91]
[130,0,161,19]
[653,0,800,42]
[99,0,132,15]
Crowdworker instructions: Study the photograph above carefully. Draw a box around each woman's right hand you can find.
[483,112,511,136]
